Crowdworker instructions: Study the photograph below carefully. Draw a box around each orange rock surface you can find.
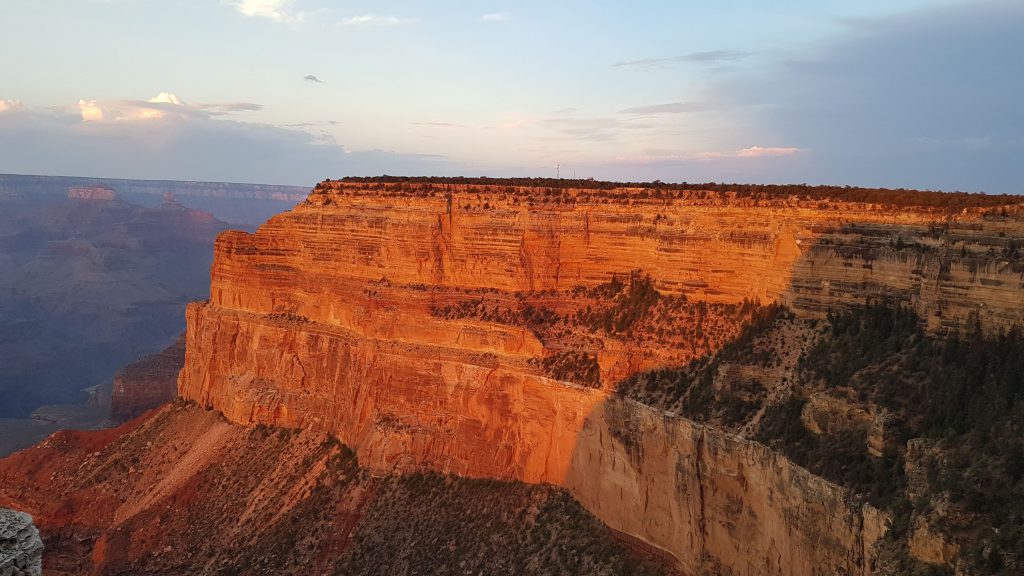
[178,181,1024,574]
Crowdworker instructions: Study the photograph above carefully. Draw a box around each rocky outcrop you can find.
[0,508,42,576]
[161,191,183,209]
[68,184,119,201]
[110,335,185,421]
[908,515,959,567]
[173,181,1024,574]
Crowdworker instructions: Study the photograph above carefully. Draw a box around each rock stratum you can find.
[173,180,1024,574]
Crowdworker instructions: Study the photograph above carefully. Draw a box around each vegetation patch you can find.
[338,473,667,576]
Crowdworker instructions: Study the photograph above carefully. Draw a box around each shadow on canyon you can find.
[556,210,1024,575]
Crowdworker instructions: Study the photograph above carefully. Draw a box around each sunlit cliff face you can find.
[174,180,1024,574]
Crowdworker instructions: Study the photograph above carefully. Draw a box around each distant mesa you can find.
[162,191,184,209]
[68,183,119,201]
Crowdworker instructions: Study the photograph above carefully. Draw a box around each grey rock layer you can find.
[0,508,42,576]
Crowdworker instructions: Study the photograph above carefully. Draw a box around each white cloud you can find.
[336,14,414,27]
[228,1,412,28]
[230,0,306,23]
[482,12,511,22]
[148,92,185,106]
[734,146,804,158]
[72,93,260,123]
[78,99,104,122]
[614,146,805,164]
[0,100,24,113]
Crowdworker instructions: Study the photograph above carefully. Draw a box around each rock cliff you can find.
[0,508,42,576]
[178,180,1024,574]
[110,335,185,421]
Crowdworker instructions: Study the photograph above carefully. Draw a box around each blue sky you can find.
[1,0,1020,192]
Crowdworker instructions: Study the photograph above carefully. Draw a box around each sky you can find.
[1,0,1021,192]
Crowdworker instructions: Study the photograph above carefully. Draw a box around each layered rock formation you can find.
[0,508,42,576]
[67,184,118,202]
[110,335,185,421]
[0,173,305,226]
[178,180,1024,574]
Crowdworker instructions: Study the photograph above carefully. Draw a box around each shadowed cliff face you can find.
[171,181,1024,574]
[110,335,185,421]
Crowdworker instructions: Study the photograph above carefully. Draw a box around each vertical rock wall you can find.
[178,183,1024,574]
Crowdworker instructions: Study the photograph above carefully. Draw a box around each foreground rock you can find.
[10,177,1024,574]
[0,508,42,576]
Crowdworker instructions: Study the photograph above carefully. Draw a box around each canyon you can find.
[0,174,306,226]
[178,180,1024,574]
[0,184,231,453]
[5,178,1024,574]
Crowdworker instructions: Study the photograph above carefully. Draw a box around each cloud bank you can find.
[613,50,750,68]
[0,94,454,186]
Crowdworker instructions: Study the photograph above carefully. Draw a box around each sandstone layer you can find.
[176,181,1024,574]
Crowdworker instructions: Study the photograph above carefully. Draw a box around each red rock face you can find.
[110,336,185,421]
[173,181,1024,574]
